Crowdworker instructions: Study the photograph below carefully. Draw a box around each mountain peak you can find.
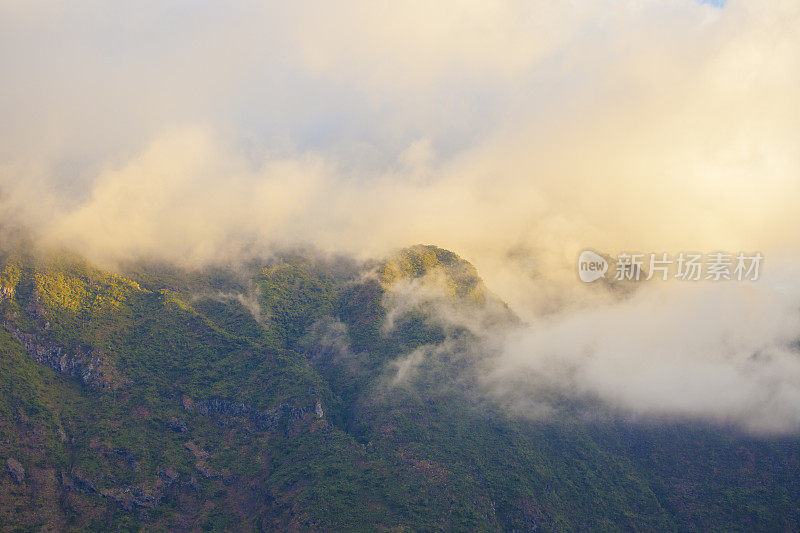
[378,245,483,300]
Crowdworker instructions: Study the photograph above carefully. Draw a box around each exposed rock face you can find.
[70,470,98,493]
[168,417,188,433]
[184,441,209,461]
[1,320,117,388]
[195,463,215,479]
[71,467,176,510]
[100,484,164,510]
[114,448,140,470]
[182,395,195,411]
[157,465,180,485]
[0,285,14,301]
[193,397,312,433]
[6,457,24,483]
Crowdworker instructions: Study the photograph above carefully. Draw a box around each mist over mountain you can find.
[0,236,797,530]
[2,0,800,530]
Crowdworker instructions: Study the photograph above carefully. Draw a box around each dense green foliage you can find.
[0,242,798,531]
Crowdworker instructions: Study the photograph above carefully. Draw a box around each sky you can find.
[1,0,799,432]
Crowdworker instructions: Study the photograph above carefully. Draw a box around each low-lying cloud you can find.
[378,261,800,434]
[486,270,800,434]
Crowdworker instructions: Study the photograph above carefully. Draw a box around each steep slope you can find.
[0,247,469,530]
[0,242,798,531]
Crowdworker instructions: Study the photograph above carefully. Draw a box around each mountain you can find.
[0,240,798,531]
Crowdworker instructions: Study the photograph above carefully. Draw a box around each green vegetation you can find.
[0,242,797,531]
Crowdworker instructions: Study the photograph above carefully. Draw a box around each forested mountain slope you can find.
[0,241,797,531]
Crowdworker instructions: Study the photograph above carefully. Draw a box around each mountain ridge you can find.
[0,241,797,531]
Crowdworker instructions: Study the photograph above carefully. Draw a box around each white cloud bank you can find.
[486,270,800,434]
